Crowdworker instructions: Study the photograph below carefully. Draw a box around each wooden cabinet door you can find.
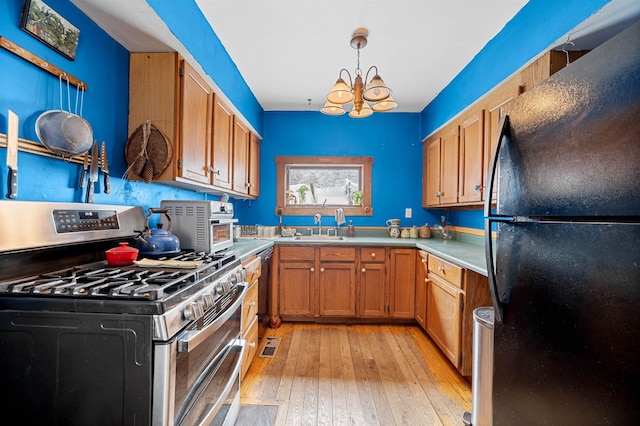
[212,96,233,190]
[427,273,463,368]
[248,132,260,197]
[279,261,315,317]
[179,60,213,184]
[424,136,442,207]
[485,86,519,202]
[232,117,250,193]
[440,126,460,205]
[319,262,356,317]
[388,249,416,318]
[458,110,485,203]
[358,262,386,317]
[415,251,428,330]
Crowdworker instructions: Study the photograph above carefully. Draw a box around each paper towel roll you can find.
[335,208,346,226]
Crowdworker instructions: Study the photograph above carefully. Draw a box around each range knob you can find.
[183,302,205,321]
[230,274,238,285]
[199,293,215,310]
[215,280,231,296]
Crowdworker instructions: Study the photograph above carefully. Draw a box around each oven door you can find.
[153,284,246,426]
[209,219,235,253]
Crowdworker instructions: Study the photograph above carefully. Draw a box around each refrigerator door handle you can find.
[484,115,511,322]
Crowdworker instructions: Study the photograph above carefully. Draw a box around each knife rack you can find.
[0,133,85,165]
[0,37,87,90]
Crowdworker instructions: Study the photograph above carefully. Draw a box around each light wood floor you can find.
[240,323,471,425]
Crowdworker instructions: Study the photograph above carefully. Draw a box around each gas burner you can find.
[0,265,198,301]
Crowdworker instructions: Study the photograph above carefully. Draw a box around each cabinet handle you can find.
[425,278,429,283]
[438,266,446,274]
[370,252,376,258]
[475,185,484,192]
[361,268,366,273]
[435,191,442,197]
[249,341,256,348]
[422,258,427,263]
[310,267,315,272]
[249,301,256,309]
[320,267,325,272]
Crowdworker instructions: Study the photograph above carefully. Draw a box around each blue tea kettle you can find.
[135,208,181,257]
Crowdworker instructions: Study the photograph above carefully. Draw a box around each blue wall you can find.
[235,111,443,229]
[0,0,220,212]
[0,0,618,231]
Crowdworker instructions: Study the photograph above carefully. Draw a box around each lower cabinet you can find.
[359,247,387,317]
[415,250,428,330]
[425,253,492,376]
[318,247,357,317]
[388,248,416,318]
[241,256,261,379]
[278,246,316,317]
[427,273,463,367]
[276,245,417,321]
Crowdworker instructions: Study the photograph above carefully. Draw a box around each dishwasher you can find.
[257,246,273,339]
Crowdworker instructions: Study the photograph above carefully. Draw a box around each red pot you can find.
[105,242,139,266]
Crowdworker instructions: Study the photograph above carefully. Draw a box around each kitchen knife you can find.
[79,151,89,189]
[100,141,111,194]
[86,141,99,203]
[6,110,18,199]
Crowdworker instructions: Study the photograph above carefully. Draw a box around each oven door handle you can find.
[177,284,247,353]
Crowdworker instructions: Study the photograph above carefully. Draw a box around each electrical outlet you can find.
[405,208,412,218]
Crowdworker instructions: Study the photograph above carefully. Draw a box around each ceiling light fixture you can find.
[321,28,397,118]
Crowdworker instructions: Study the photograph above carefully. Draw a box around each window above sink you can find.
[276,156,373,217]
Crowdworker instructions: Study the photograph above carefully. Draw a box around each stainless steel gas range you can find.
[0,201,246,426]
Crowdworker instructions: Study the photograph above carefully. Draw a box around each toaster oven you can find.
[160,200,237,253]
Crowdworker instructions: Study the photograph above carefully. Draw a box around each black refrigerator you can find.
[484,21,640,425]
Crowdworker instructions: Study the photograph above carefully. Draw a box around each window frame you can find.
[275,156,373,216]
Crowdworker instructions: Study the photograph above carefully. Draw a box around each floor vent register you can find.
[258,336,281,358]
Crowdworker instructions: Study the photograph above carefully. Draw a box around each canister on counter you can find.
[419,224,431,238]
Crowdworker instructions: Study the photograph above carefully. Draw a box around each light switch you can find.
[405,208,412,218]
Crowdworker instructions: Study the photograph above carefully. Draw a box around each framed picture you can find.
[21,0,80,60]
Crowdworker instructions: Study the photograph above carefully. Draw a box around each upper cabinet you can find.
[248,132,260,198]
[128,52,260,198]
[458,110,485,204]
[212,95,234,190]
[232,117,250,194]
[422,49,588,209]
[180,60,213,185]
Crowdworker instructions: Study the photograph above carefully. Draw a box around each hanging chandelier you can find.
[321,28,397,118]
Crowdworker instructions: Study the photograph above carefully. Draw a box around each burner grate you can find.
[0,265,198,301]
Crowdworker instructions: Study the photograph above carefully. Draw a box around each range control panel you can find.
[53,209,120,233]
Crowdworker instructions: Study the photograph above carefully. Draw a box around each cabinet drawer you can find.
[242,255,261,284]
[428,254,463,288]
[279,246,315,261]
[320,246,356,262]
[241,316,259,379]
[242,282,258,333]
[359,247,386,263]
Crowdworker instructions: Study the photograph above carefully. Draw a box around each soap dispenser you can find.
[347,220,355,237]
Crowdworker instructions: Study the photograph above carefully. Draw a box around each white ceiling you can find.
[71,0,640,115]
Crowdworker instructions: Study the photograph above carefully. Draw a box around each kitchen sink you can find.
[293,235,345,241]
